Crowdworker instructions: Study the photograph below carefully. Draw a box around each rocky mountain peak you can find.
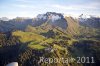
[36,12,64,22]
[34,12,67,29]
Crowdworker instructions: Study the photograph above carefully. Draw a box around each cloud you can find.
[15,0,33,3]
[51,4,74,10]
[14,4,28,8]
[51,2,100,11]
[50,2,100,17]
[13,4,36,9]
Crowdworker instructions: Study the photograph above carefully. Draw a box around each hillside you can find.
[65,17,79,36]
[0,12,100,66]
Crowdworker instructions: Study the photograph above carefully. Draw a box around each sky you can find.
[0,0,100,18]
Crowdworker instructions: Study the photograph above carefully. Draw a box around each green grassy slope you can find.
[12,30,45,43]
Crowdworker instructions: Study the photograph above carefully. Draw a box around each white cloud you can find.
[51,2,100,11]
[50,2,100,18]
[13,4,35,9]
[51,4,75,10]
[15,0,33,3]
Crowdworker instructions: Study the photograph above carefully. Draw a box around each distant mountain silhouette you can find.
[0,12,100,34]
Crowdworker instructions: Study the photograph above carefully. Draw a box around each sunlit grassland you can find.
[12,30,49,50]
[12,30,45,43]
[28,41,46,50]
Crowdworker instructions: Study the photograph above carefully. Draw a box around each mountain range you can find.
[0,12,100,66]
[0,12,100,33]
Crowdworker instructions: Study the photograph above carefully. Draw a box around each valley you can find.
[0,12,100,66]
